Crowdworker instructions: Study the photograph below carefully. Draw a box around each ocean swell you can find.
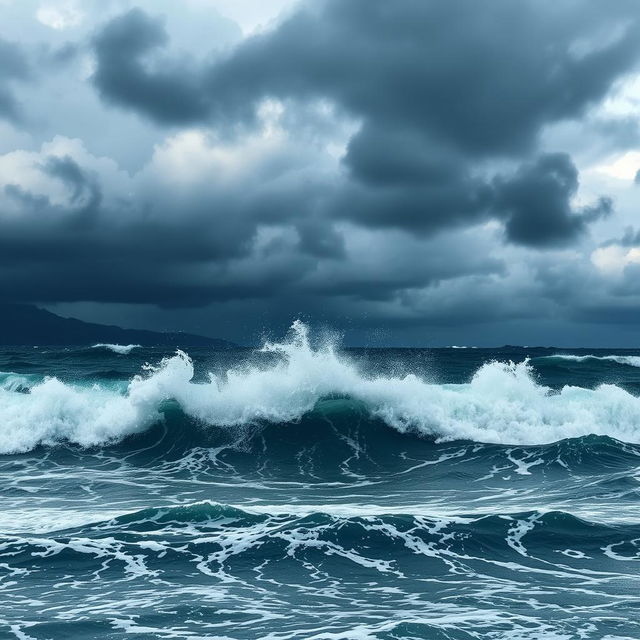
[3,321,640,453]
[5,502,639,575]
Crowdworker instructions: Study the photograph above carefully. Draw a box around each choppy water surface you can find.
[1,323,639,639]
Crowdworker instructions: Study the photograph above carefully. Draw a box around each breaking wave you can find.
[91,343,141,355]
[3,321,640,453]
[540,354,640,368]
[0,370,41,393]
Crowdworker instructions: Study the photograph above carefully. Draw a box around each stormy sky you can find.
[2,0,640,345]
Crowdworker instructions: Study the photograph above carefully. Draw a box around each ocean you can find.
[1,321,639,639]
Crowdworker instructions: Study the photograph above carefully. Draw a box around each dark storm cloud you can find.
[295,218,345,259]
[93,1,640,151]
[92,9,211,125]
[493,153,612,247]
[204,0,640,154]
[0,37,30,123]
[0,146,325,306]
[335,142,613,246]
[88,0,639,241]
[3,0,640,341]
[333,125,494,232]
[0,146,502,309]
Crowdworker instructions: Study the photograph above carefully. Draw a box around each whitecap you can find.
[3,321,640,453]
[91,343,141,355]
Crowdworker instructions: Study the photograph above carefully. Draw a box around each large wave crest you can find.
[3,321,640,453]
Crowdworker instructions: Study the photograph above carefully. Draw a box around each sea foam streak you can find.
[3,321,640,453]
[92,343,141,355]
[541,354,640,368]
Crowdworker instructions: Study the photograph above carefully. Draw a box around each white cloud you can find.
[600,72,640,118]
[0,136,131,215]
[148,125,291,186]
[145,100,343,188]
[36,2,83,30]
[592,150,640,181]
[591,245,640,275]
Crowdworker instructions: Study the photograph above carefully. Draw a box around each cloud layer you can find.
[1,0,640,343]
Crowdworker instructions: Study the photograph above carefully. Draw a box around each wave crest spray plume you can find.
[3,321,640,453]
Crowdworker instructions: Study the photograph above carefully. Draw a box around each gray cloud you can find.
[205,0,640,154]
[0,37,30,123]
[92,1,640,151]
[494,153,613,247]
[0,141,325,306]
[88,0,637,241]
[92,9,212,125]
[333,125,494,233]
[0,140,504,312]
[41,155,102,211]
[599,226,640,248]
[1,0,640,343]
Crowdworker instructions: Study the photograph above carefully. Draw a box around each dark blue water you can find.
[1,324,639,639]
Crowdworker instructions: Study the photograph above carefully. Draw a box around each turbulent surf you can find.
[1,322,639,639]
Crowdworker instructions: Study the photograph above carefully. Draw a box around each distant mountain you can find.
[0,304,238,348]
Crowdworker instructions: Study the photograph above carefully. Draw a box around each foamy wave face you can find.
[3,321,640,453]
[542,354,640,368]
[0,371,40,393]
[0,377,156,453]
[92,343,141,355]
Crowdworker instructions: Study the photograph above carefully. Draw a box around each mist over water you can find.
[1,322,640,639]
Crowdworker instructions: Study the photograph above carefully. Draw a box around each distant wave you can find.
[540,354,640,368]
[60,501,619,536]
[3,321,640,453]
[91,343,141,355]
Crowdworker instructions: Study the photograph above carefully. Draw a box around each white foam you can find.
[0,376,156,453]
[3,321,640,453]
[91,343,141,355]
[543,354,640,368]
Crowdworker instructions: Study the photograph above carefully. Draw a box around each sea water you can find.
[1,322,639,639]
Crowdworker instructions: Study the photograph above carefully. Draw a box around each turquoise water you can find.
[1,326,639,639]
